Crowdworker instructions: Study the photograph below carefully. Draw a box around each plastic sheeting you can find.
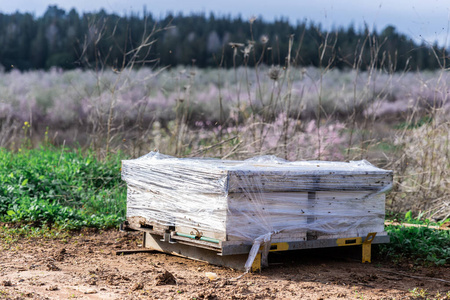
[122,152,393,271]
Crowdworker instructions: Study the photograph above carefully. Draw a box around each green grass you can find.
[380,212,450,266]
[394,116,433,130]
[0,223,71,247]
[382,225,450,266]
[387,210,450,227]
[0,147,127,229]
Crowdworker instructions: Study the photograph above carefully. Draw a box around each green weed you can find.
[381,224,450,266]
[387,210,450,227]
[409,288,429,299]
[0,223,71,248]
[395,116,433,130]
[0,147,127,229]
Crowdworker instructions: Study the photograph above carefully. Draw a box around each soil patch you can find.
[0,229,449,299]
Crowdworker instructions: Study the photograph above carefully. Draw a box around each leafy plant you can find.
[381,224,450,266]
[409,288,429,299]
[0,147,127,229]
[0,223,71,248]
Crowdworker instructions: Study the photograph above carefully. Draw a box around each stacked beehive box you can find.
[122,152,392,245]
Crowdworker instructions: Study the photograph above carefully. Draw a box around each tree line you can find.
[0,5,447,71]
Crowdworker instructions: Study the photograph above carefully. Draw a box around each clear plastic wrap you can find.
[122,152,393,271]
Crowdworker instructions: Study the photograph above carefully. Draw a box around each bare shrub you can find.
[392,113,450,220]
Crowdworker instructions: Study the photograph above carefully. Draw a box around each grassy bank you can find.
[381,225,450,266]
[0,147,126,229]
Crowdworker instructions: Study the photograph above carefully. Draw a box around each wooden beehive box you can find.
[122,153,392,244]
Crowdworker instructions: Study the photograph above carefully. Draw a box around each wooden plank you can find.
[384,221,450,230]
[115,249,155,255]
[143,232,249,271]
[227,171,392,193]
[174,225,226,241]
[220,234,390,255]
[126,216,173,235]
[122,161,228,194]
[225,191,385,242]
[127,184,228,240]
[123,157,393,194]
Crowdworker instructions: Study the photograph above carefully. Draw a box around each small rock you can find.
[155,270,176,286]
[2,280,12,287]
[54,248,66,261]
[46,285,59,291]
[205,272,218,281]
[216,280,231,288]
[23,292,34,297]
[84,289,97,294]
[46,262,61,271]
[87,277,97,286]
[131,282,144,291]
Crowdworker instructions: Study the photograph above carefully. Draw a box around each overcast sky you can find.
[1,0,449,45]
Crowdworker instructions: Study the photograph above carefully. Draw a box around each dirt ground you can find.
[0,229,449,300]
